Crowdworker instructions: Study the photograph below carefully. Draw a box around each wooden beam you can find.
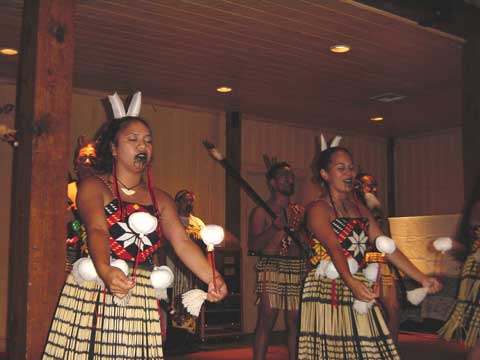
[225,111,242,240]
[462,7,480,198]
[8,1,75,359]
[387,137,395,218]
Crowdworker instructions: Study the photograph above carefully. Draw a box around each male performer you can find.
[66,136,97,272]
[248,158,306,360]
[355,172,400,343]
[167,189,207,335]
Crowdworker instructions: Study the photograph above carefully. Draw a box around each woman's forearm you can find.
[387,249,426,284]
[171,236,215,284]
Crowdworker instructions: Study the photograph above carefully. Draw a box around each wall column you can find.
[8,1,75,358]
[462,8,480,197]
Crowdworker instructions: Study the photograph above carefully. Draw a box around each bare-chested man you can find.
[249,160,306,360]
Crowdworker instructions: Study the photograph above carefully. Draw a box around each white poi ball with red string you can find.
[433,237,453,253]
[363,263,379,283]
[78,257,98,281]
[200,224,225,251]
[110,258,129,276]
[376,235,396,254]
[128,212,158,235]
[348,257,359,275]
[151,266,174,289]
[324,257,358,280]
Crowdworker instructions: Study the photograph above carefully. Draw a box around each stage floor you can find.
[167,331,466,360]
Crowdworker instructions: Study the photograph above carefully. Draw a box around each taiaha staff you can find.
[202,140,305,252]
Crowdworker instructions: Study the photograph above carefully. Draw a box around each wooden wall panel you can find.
[0,81,15,353]
[240,115,388,333]
[394,128,464,216]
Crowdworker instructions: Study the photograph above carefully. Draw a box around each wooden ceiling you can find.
[0,0,464,137]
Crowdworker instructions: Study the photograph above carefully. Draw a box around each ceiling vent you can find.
[370,92,406,103]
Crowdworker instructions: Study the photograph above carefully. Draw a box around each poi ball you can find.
[325,261,340,280]
[110,258,129,276]
[376,235,396,254]
[200,225,225,247]
[347,257,359,275]
[433,237,453,253]
[128,212,158,235]
[151,266,174,289]
[363,263,379,283]
[315,259,329,278]
[78,257,98,281]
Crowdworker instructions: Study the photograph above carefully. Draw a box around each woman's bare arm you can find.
[77,177,134,297]
[361,202,442,293]
[157,190,227,301]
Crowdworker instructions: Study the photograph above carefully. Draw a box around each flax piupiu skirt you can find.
[255,255,305,311]
[42,267,163,359]
[298,269,400,360]
[438,254,480,349]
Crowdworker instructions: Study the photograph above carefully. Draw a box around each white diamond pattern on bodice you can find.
[347,230,368,257]
[116,222,153,251]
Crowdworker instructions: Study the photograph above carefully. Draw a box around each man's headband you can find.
[175,190,196,202]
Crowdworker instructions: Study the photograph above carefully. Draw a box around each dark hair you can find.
[174,189,195,202]
[310,146,352,186]
[456,173,480,257]
[94,116,152,173]
[266,161,291,180]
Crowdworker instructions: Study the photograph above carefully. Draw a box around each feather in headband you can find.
[107,91,142,119]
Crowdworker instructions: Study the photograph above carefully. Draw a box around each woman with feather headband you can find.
[298,136,441,360]
[42,92,227,359]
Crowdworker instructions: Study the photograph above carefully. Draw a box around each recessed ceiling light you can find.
[329,45,350,53]
[0,48,18,56]
[216,86,232,93]
[370,116,384,122]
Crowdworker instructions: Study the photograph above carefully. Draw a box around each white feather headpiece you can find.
[108,91,142,119]
[319,133,342,151]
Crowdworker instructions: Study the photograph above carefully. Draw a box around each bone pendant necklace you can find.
[117,178,142,196]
